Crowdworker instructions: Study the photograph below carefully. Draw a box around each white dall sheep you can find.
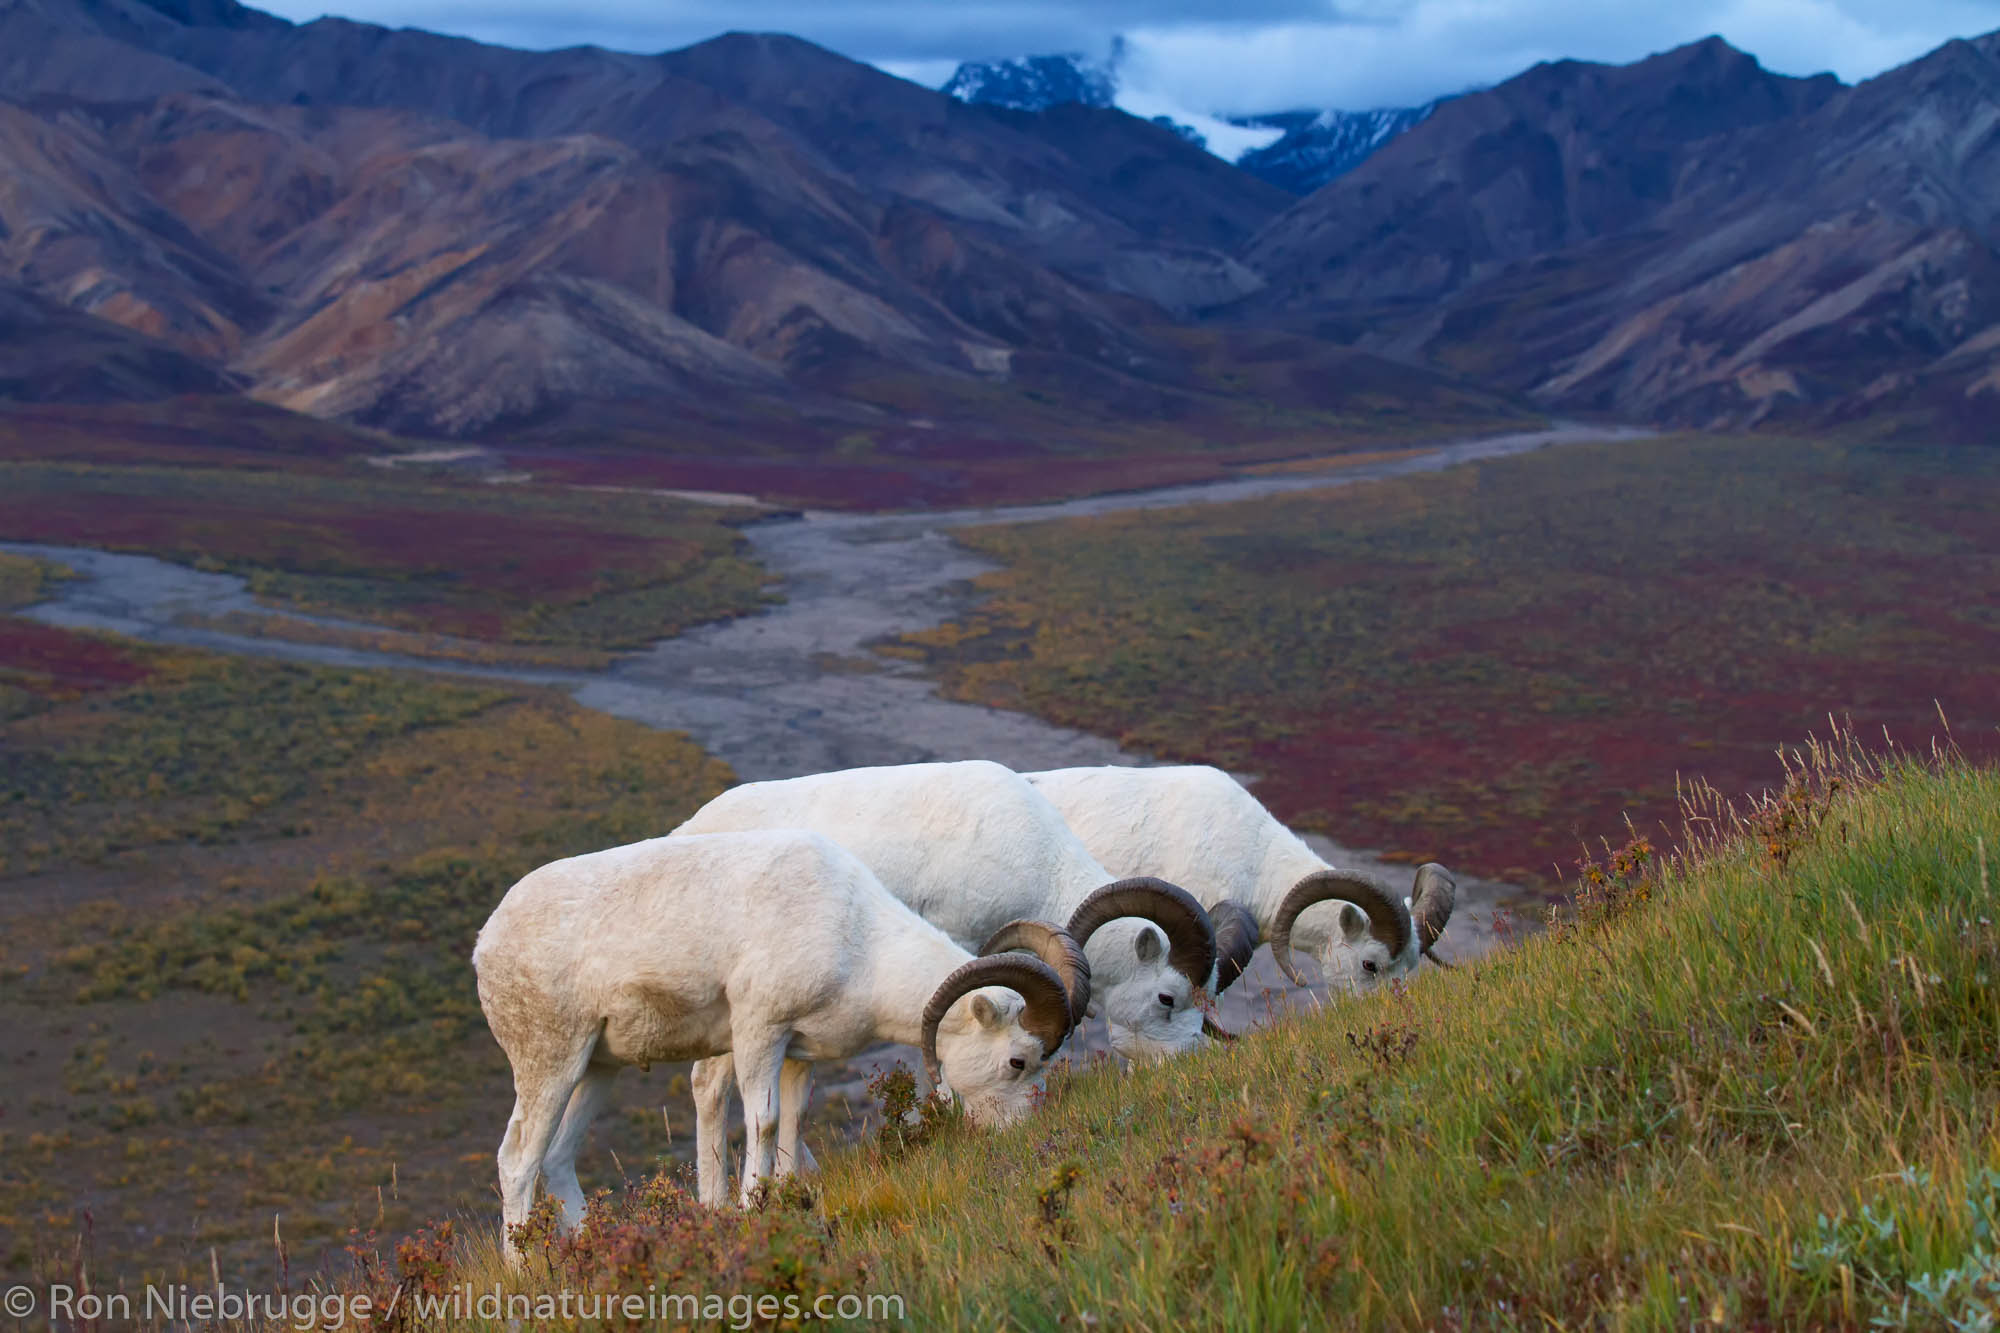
[471,829,1087,1251]
[1022,765,1450,994]
[671,760,1222,1063]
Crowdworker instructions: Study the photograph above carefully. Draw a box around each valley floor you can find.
[4,423,1994,1315]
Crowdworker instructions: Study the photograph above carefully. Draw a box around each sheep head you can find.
[921,951,1074,1128]
[1267,863,1460,991]
[1066,878,1221,1063]
[1269,868,1416,993]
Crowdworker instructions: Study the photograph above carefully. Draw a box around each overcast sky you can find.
[256,0,2000,113]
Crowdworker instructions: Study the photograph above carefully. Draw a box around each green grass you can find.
[806,740,2000,1329]
[322,737,1999,1331]
[2,655,505,874]
[886,433,2000,881]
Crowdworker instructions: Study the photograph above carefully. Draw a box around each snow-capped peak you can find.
[941,52,1117,112]
[1234,101,1443,192]
[940,45,1436,191]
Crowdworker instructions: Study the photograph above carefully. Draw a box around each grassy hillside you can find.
[818,740,1998,1328]
[325,735,1996,1331]
[886,434,2000,882]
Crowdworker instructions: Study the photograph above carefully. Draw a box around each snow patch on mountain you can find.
[941,52,1116,111]
[1234,102,1442,193]
[938,48,1428,186]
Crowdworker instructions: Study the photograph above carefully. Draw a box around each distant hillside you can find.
[0,0,1364,454]
[3,0,1995,461]
[1239,34,2000,438]
[0,281,238,402]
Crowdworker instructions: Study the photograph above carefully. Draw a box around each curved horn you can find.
[1269,870,1413,987]
[979,919,1091,1023]
[920,955,1071,1093]
[1412,863,1458,966]
[1201,1014,1238,1042]
[1209,899,1261,995]
[1065,877,1216,990]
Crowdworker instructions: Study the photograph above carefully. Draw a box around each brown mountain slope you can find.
[0,98,269,360]
[0,280,235,400]
[1238,34,2000,437]
[106,11,1290,307]
[1244,37,1842,307]
[5,0,1443,453]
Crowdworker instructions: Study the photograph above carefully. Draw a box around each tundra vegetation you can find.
[319,729,1998,1330]
[0,566,752,1284]
[887,434,2000,883]
[0,457,771,653]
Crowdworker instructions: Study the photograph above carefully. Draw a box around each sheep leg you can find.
[690,1055,736,1209]
[496,1036,596,1261]
[777,1058,817,1178]
[542,1064,618,1232]
[732,1035,788,1207]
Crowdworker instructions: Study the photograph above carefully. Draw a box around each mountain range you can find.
[1,0,1995,468]
[1244,34,2000,434]
[0,0,1339,455]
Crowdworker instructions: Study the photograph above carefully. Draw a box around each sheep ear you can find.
[970,994,1003,1030]
[1133,928,1163,964]
[1337,903,1369,942]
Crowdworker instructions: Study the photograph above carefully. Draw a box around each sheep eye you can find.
[1362,960,1379,974]
[1157,992,1174,1008]
[1008,1057,1026,1072]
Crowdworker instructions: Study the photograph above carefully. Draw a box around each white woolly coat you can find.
[1023,764,1423,973]
[671,760,1136,952]
[473,829,971,1068]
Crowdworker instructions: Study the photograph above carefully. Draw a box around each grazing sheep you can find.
[671,760,1221,1062]
[471,829,1086,1251]
[1022,765,1451,993]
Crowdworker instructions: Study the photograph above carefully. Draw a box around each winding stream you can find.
[5,421,1652,1002]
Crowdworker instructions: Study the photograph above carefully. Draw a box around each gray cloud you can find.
[268,0,1343,62]
[258,0,1999,113]
[1119,0,2000,111]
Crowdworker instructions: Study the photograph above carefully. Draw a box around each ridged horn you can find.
[979,919,1091,1024]
[1412,862,1458,967]
[1268,870,1413,987]
[920,955,1071,1094]
[1065,877,1216,990]
[1209,899,1261,995]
